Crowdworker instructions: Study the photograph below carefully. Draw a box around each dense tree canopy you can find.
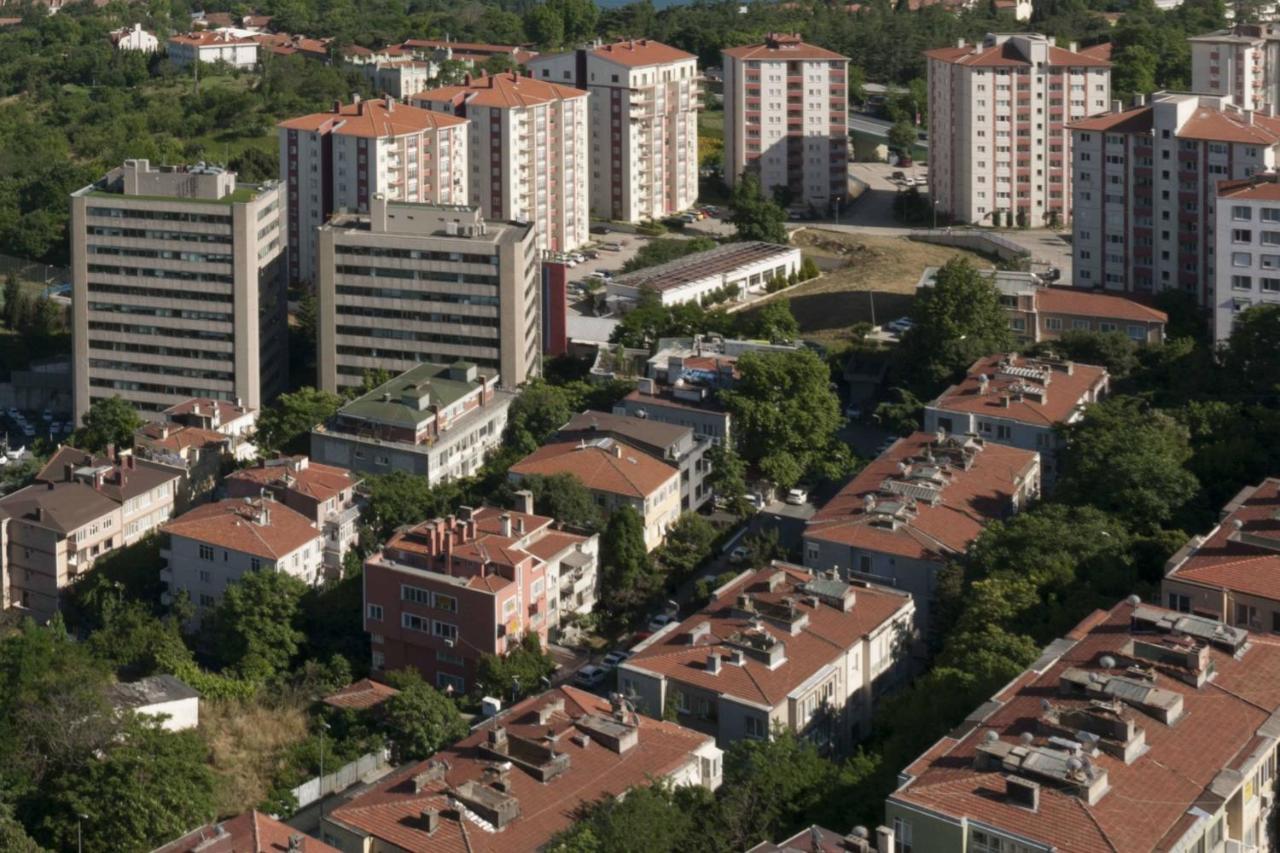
[902,257,1013,387]
[71,396,143,454]
[728,173,789,244]
[381,669,469,762]
[254,387,343,456]
[208,570,309,682]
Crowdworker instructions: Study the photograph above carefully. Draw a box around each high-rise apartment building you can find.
[1071,92,1280,302]
[1190,23,1280,112]
[926,33,1111,228]
[315,196,540,393]
[1213,174,1280,339]
[277,96,469,284]
[528,39,700,222]
[412,72,589,252]
[69,159,286,421]
[722,33,849,212]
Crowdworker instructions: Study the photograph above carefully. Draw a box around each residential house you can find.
[162,397,258,461]
[107,674,200,732]
[110,23,159,52]
[620,562,915,749]
[133,421,229,509]
[167,30,260,68]
[154,811,339,853]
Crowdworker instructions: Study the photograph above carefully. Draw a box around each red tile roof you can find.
[279,98,466,137]
[1079,41,1113,61]
[412,71,586,111]
[625,563,912,707]
[1072,99,1280,144]
[925,39,1109,68]
[169,30,258,47]
[1069,105,1155,134]
[889,600,1280,852]
[153,810,339,852]
[928,353,1109,427]
[324,686,712,853]
[1166,478,1280,602]
[509,439,678,499]
[38,446,181,503]
[805,432,1039,560]
[588,39,695,67]
[723,33,847,62]
[322,678,400,711]
[1036,287,1169,324]
[1219,174,1280,201]
[163,397,255,423]
[161,498,320,560]
[134,423,228,454]
[402,38,538,65]
[227,456,358,503]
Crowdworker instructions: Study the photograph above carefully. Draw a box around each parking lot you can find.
[2,406,67,450]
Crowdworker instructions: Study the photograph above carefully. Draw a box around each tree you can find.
[207,570,308,681]
[740,299,799,343]
[0,803,43,852]
[1112,43,1158,99]
[599,506,657,625]
[1030,330,1138,379]
[381,669,468,762]
[706,443,750,517]
[874,387,924,436]
[507,379,573,454]
[33,719,215,853]
[720,349,843,489]
[717,730,838,850]
[71,396,143,454]
[363,471,467,540]
[475,633,556,702]
[622,237,716,273]
[1,273,19,330]
[546,781,717,853]
[903,257,1014,387]
[520,472,604,530]
[888,119,917,153]
[656,513,717,580]
[254,386,343,456]
[1056,396,1199,530]
[228,146,278,182]
[1221,304,1280,399]
[728,173,788,244]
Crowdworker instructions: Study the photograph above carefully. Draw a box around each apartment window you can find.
[437,672,465,693]
[433,620,459,642]
[1263,231,1280,245]
[744,715,767,740]
[1233,275,1254,290]
[250,557,262,572]
[199,544,214,561]
[1263,208,1280,222]
[371,650,385,669]
[1233,252,1252,267]
[1234,229,1253,243]
[199,594,215,607]
[433,592,458,612]
[996,425,1012,440]
[893,818,913,853]
[1046,317,1063,331]
[402,612,429,632]
[1263,278,1280,292]
[1168,592,1190,613]
[1236,602,1260,629]
[367,604,383,621]
[199,570,211,583]
[402,584,430,605]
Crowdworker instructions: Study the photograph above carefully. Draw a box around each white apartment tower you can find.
[1071,92,1280,304]
[926,33,1112,228]
[1190,24,1280,112]
[412,72,590,253]
[528,40,701,222]
[1213,175,1280,340]
[316,196,541,393]
[722,33,849,212]
[278,96,469,284]
[69,159,286,421]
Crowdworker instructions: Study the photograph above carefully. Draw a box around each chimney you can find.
[421,809,440,835]
[514,517,524,534]
[1111,99,1123,114]
[333,99,342,112]
[1069,40,1078,53]
[1134,93,1146,107]
[1006,775,1041,810]
[613,444,623,459]
[288,835,304,853]
[499,513,512,537]
[875,826,895,853]
[706,653,721,674]
[106,442,116,461]
[385,94,395,112]
[1247,110,1257,126]
[514,489,534,515]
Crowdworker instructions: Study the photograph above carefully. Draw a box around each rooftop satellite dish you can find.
[1040,698,1053,712]
[1126,594,1141,606]
[984,730,999,744]
[1099,655,1116,670]
[851,827,870,840]
[1020,731,1035,745]
[1067,756,1083,772]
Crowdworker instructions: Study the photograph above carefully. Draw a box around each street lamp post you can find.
[932,200,939,231]
[318,720,330,819]
[77,813,88,853]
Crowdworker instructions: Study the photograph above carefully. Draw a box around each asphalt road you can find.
[849,113,929,150]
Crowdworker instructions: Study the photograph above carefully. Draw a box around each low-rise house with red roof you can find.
[134,421,230,509]
[354,57,434,99]
[322,678,400,714]
[917,265,1168,344]
[168,30,260,68]
[926,33,1111,229]
[747,825,886,852]
[162,397,258,461]
[412,72,589,253]
[110,23,159,52]
[528,39,700,222]
[1072,91,1280,304]
[620,562,914,749]
[319,686,720,852]
[226,456,361,575]
[160,496,323,622]
[884,598,1278,853]
[154,809,339,852]
[923,353,1108,484]
[803,431,1040,631]
[1214,173,1280,340]
[508,437,680,550]
[363,499,598,692]
[1163,477,1280,632]
[400,38,538,68]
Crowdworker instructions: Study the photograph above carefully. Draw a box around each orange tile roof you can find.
[39,445,181,503]
[1069,105,1155,133]
[1035,287,1168,324]
[890,600,1280,852]
[1079,41,1113,61]
[1072,100,1280,144]
[588,39,695,67]
[928,353,1109,427]
[278,98,466,137]
[134,423,228,454]
[169,30,258,47]
[925,40,1110,68]
[153,810,339,852]
[402,38,538,65]
[325,686,711,853]
[163,397,255,422]
[411,71,586,111]
[227,456,358,503]
[1219,174,1280,201]
[322,678,400,711]
[161,498,320,560]
[723,33,847,62]
[509,439,678,500]
[805,432,1039,560]
[1167,478,1280,602]
[626,563,911,707]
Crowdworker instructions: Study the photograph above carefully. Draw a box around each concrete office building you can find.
[315,196,541,393]
[413,72,590,253]
[528,39,700,222]
[925,33,1112,228]
[722,33,849,212]
[1190,23,1280,112]
[278,96,469,284]
[70,159,286,421]
[1213,173,1280,340]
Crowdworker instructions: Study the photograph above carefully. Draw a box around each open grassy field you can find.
[746,229,987,345]
[202,696,310,815]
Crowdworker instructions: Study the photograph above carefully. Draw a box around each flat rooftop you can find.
[610,241,797,293]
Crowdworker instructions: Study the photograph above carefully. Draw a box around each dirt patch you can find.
[202,696,309,815]
[765,229,989,344]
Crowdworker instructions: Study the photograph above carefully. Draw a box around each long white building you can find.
[722,33,849,212]
[925,33,1112,228]
[1071,92,1280,304]
[278,96,469,284]
[413,72,590,253]
[528,40,700,222]
[1213,174,1280,340]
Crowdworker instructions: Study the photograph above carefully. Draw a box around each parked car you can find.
[601,650,632,669]
[728,545,751,564]
[600,242,623,252]
[569,252,586,264]
[41,409,52,422]
[746,492,767,511]
[886,316,914,335]
[646,612,677,633]
[574,665,609,688]
[20,424,34,438]
[845,403,863,420]
[590,224,612,235]
[786,488,809,505]
[891,170,906,181]
[5,408,17,420]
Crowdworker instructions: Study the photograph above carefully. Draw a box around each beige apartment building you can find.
[413,72,589,253]
[69,159,287,421]
[528,39,700,222]
[278,96,469,284]
[1072,92,1280,304]
[926,33,1112,228]
[723,33,849,212]
[1190,24,1280,112]
[315,196,540,393]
